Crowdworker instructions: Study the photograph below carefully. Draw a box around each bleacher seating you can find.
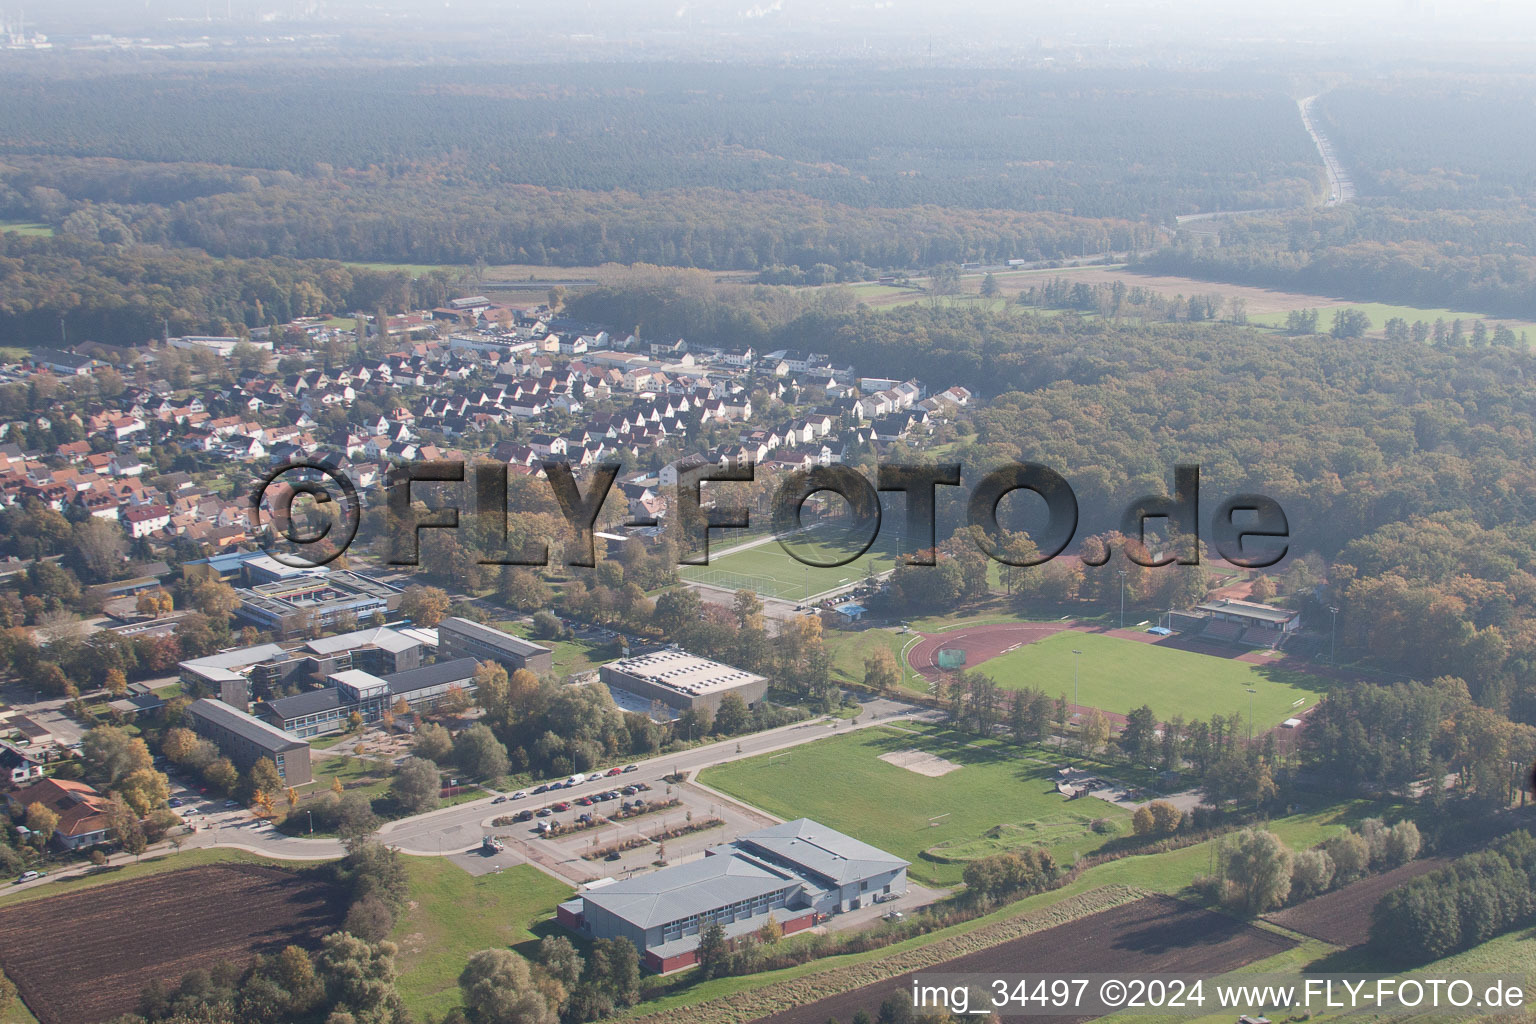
[1169,611,1207,633]
[1201,619,1245,643]
[1239,626,1281,648]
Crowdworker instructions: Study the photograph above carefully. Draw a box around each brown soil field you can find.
[753,895,1296,1024]
[1265,857,1448,947]
[0,863,347,1024]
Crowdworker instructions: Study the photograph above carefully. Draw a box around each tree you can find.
[1385,821,1422,867]
[412,722,454,764]
[116,767,170,816]
[345,894,399,943]
[695,921,731,980]
[203,757,239,794]
[980,272,1000,298]
[1219,829,1293,914]
[1323,832,1371,884]
[106,792,147,858]
[82,725,153,785]
[24,802,58,845]
[712,694,750,736]
[390,757,441,814]
[400,585,451,627]
[1079,708,1110,755]
[103,668,128,698]
[336,790,381,844]
[1131,805,1155,836]
[190,578,240,619]
[862,647,901,694]
[313,933,409,1023]
[1147,800,1182,835]
[458,948,559,1024]
[1289,848,1335,901]
[536,935,584,990]
[249,757,285,799]
[1119,705,1158,765]
[455,723,510,780]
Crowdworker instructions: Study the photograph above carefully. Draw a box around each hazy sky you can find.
[16,0,1536,63]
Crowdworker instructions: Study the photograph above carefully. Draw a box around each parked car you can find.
[552,801,571,812]
[635,782,651,791]
[15,870,42,884]
[532,784,550,794]
[577,812,593,823]
[605,767,623,777]
[491,796,508,805]
[536,807,553,817]
[513,809,534,822]
[621,786,638,796]
[605,851,621,861]
[622,764,638,773]
[873,892,903,904]
[882,910,905,922]
[223,799,240,808]
[167,797,183,808]
[576,796,594,806]
[511,790,528,800]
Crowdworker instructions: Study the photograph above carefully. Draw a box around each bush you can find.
[1385,821,1422,867]
[1289,848,1336,901]
[1323,832,1371,884]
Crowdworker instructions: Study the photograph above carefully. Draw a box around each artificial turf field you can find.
[977,630,1328,730]
[700,724,1130,886]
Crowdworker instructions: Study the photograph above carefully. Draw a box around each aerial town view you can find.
[0,1,1532,1023]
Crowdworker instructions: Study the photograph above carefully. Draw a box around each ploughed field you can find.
[1265,857,1448,947]
[751,895,1296,1024]
[0,864,346,1024]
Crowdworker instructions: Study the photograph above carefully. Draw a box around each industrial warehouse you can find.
[555,819,909,972]
[598,650,768,714]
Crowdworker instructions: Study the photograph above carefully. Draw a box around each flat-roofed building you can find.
[186,697,311,785]
[436,617,553,675]
[258,657,480,737]
[598,649,767,714]
[556,819,907,972]
[234,570,402,640]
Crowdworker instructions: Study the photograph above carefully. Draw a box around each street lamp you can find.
[1117,570,1127,629]
[1072,649,1083,718]
[306,810,313,835]
[1246,688,1256,741]
[1328,606,1339,664]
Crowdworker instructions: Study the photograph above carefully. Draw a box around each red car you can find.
[552,801,571,812]
[606,767,623,777]
[576,796,594,806]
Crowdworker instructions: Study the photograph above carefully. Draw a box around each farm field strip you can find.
[0,864,345,1024]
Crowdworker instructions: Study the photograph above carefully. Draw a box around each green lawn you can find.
[679,530,897,602]
[0,220,52,237]
[392,859,574,1021]
[824,628,915,689]
[497,620,615,678]
[701,725,1131,886]
[1248,301,1536,335]
[980,631,1329,730]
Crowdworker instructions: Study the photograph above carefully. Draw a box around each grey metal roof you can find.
[438,617,550,658]
[188,698,306,751]
[179,643,288,675]
[383,658,478,695]
[737,818,910,887]
[304,626,418,656]
[265,688,346,722]
[580,850,802,930]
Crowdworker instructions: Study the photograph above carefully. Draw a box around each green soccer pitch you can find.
[980,631,1329,731]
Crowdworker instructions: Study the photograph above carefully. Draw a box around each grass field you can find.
[392,860,573,1021]
[701,725,1130,886]
[679,528,899,602]
[496,620,615,678]
[980,631,1328,729]
[0,221,53,237]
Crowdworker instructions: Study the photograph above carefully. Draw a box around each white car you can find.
[511,790,528,800]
